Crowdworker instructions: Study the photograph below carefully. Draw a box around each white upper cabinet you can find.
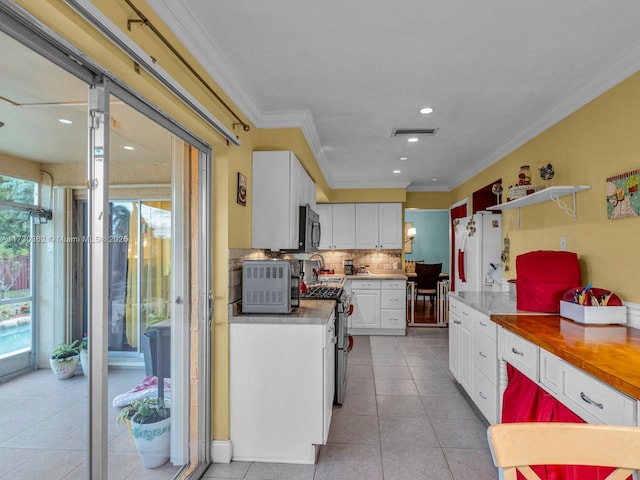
[252,151,315,250]
[317,204,356,250]
[355,203,402,249]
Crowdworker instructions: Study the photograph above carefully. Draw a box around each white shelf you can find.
[487,185,591,226]
[487,185,591,210]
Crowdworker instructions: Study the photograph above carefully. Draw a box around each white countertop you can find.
[450,291,520,316]
[229,299,336,325]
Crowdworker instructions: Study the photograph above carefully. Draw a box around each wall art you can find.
[606,169,639,219]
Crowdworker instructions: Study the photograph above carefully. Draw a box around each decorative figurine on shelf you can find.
[518,165,532,186]
[491,182,503,204]
[539,163,555,182]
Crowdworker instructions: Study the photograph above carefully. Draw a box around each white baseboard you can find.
[211,440,232,463]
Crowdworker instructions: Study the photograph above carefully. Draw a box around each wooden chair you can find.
[414,262,442,310]
[487,422,640,480]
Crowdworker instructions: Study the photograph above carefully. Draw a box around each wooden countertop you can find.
[491,314,640,400]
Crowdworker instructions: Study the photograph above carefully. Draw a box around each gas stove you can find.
[301,284,344,300]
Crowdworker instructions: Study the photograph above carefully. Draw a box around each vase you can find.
[130,415,171,468]
[49,355,80,380]
[79,349,88,377]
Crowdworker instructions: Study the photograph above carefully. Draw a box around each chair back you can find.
[415,263,442,290]
[487,422,640,480]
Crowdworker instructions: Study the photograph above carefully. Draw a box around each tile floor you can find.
[0,367,179,480]
[203,328,498,480]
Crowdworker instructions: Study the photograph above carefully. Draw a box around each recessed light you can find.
[58,118,73,125]
[393,170,401,174]
[432,178,438,182]
[123,145,135,150]
[419,107,434,115]
[399,156,409,161]
[407,137,419,143]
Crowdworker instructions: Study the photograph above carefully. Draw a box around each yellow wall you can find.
[14,0,640,450]
[452,71,640,303]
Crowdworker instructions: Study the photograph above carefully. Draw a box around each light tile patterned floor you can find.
[204,328,498,480]
[0,367,179,480]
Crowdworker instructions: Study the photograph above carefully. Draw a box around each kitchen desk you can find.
[490,313,640,400]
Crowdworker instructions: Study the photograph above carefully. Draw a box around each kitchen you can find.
[2,2,640,479]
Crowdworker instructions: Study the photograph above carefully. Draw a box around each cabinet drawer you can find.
[475,313,497,342]
[474,369,498,424]
[350,280,381,290]
[562,363,636,426]
[473,330,497,383]
[539,349,562,397]
[380,309,405,329]
[500,328,539,382]
[449,297,473,321]
[381,279,405,290]
[381,289,404,309]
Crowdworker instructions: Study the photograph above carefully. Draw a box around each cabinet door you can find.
[355,203,379,249]
[448,311,461,380]
[316,204,333,250]
[252,151,298,249]
[331,204,356,249]
[378,203,402,249]
[351,289,380,328]
[459,315,473,395]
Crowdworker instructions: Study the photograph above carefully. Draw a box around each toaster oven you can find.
[241,259,300,314]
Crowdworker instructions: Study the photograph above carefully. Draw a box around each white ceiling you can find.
[148,0,640,191]
[0,30,171,169]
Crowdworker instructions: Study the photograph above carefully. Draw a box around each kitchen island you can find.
[229,300,336,464]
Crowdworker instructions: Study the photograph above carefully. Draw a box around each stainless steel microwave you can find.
[242,260,300,314]
[285,204,321,253]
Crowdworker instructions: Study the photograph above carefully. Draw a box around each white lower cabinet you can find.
[349,279,406,335]
[229,314,335,463]
[472,314,499,424]
[448,297,472,395]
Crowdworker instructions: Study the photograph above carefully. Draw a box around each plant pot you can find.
[49,355,80,380]
[130,414,171,468]
[79,349,88,377]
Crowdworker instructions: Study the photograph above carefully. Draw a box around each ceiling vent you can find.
[391,127,438,137]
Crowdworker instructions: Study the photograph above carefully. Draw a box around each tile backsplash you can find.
[228,249,403,303]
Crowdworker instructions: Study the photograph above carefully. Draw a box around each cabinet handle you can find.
[479,321,487,327]
[479,351,487,358]
[462,311,470,316]
[479,391,487,400]
[511,347,524,357]
[453,319,461,325]
[580,392,604,410]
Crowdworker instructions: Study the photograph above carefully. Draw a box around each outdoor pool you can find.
[0,322,31,356]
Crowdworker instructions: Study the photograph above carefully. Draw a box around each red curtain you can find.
[449,203,467,291]
[501,365,624,480]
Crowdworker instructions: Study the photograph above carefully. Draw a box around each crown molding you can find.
[451,41,640,190]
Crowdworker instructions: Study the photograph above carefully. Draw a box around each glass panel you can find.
[0,208,32,359]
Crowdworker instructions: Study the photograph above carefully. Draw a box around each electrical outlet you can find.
[560,236,567,251]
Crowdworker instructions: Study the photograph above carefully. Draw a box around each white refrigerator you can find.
[453,212,503,292]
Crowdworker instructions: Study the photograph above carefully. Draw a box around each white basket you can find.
[560,300,626,325]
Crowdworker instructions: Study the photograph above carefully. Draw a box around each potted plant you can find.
[116,397,171,468]
[49,340,80,379]
[79,334,88,377]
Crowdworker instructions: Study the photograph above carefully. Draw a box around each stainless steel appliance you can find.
[285,205,321,253]
[242,260,300,314]
[300,284,352,404]
[344,259,354,275]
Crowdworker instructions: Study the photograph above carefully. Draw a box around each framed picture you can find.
[237,172,247,206]
[606,169,639,219]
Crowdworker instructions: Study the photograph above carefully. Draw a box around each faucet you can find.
[309,253,325,269]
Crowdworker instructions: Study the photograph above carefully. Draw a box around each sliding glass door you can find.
[0,177,37,379]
